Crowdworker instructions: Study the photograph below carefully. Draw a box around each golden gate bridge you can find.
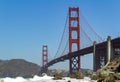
[39,7,120,75]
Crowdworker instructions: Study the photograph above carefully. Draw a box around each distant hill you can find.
[0,59,93,77]
[0,59,41,77]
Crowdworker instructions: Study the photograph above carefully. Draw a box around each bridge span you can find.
[39,37,120,75]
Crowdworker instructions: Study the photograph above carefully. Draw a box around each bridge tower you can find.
[69,7,80,73]
[42,45,48,67]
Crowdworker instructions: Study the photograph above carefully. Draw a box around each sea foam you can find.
[0,75,96,82]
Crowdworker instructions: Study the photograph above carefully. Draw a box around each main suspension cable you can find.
[54,12,69,58]
[80,11,103,42]
[81,26,93,43]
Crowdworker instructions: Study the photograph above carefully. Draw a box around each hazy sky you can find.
[0,0,120,70]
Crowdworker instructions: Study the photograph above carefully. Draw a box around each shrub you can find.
[53,73,62,80]
[104,76,115,82]
[68,71,84,79]
[91,74,99,80]
[99,70,109,78]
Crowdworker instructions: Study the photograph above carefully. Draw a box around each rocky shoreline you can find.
[90,57,120,82]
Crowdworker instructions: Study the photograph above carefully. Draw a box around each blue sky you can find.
[0,0,120,69]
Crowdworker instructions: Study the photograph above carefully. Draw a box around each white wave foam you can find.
[0,75,96,82]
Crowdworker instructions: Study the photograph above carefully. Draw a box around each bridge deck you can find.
[39,37,120,74]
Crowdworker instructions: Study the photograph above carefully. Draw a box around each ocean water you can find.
[0,75,97,82]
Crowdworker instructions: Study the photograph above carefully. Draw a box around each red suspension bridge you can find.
[39,7,120,75]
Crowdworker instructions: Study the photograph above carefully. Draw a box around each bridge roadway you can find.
[39,37,120,75]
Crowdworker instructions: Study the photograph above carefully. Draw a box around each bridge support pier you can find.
[93,41,96,71]
[94,48,107,71]
[69,7,80,73]
[42,45,48,74]
[93,36,113,71]
[93,36,112,71]
[107,36,111,63]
